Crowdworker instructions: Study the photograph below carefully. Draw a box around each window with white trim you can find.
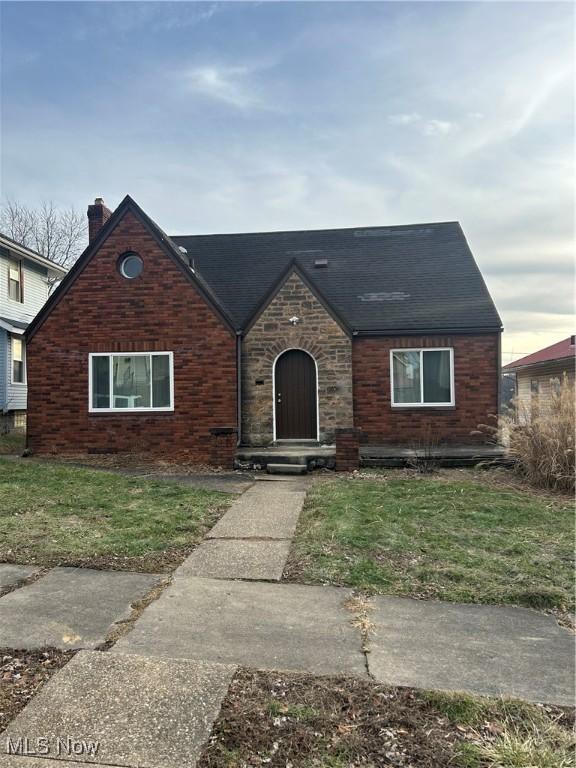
[391,348,454,406]
[12,337,25,383]
[89,352,173,412]
[8,260,23,302]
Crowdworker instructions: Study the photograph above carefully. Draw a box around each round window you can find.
[118,252,143,279]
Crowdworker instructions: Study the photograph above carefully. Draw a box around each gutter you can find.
[353,326,503,337]
[503,356,576,374]
[0,237,68,277]
[236,331,242,446]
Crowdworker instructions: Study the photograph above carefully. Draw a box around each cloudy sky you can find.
[1,1,573,362]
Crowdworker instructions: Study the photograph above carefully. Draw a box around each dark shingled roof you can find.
[172,222,502,333]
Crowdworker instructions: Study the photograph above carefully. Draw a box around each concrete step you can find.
[236,445,335,471]
[266,463,308,475]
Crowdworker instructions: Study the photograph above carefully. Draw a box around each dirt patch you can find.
[199,670,462,767]
[198,670,574,768]
[0,648,75,732]
[31,452,234,475]
[3,548,201,574]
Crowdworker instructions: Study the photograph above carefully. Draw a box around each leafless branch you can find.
[0,198,87,271]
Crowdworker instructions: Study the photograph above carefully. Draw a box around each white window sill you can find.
[89,407,174,414]
[391,402,455,408]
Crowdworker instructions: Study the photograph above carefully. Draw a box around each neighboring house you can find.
[0,233,67,431]
[503,336,575,421]
[501,372,516,413]
[25,196,502,462]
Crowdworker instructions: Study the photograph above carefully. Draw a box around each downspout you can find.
[497,330,502,443]
[236,331,242,446]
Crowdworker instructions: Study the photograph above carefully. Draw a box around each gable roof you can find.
[243,259,351,335]
[173,222,502,334]
[26,196,235,341]
[503,336,575,371]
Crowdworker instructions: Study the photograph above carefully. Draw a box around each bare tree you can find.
[0,199,87,271]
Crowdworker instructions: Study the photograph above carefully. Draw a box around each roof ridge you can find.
[171,221,460,240]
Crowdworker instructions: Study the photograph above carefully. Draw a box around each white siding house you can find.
[0,234,68,430]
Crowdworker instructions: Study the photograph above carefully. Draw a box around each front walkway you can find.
[179,477,310,581]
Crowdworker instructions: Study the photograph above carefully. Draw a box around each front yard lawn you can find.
[0,458,230,571]
[199,669,574,768]
[285,472,574,611]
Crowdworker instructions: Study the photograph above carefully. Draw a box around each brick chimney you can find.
[87,198,112,242]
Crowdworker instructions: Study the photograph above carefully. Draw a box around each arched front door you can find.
[274,350,317,440]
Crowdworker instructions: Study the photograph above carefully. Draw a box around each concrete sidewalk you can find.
[0,567,160,650]
[178,477,309,581]
[114,575,575,706]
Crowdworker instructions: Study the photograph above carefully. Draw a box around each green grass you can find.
[288,474,574,610]
[0,458,229,570]
[424,691,575,768]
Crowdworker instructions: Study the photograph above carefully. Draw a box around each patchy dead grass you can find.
[343,594,376,652]
[0,433,25,456]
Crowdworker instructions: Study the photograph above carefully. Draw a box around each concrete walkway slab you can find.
[177,539,291,581]
[114,578,366,677]
[0,651,235,768]
[0,564,39,591]
[207,484,306,540]
[368,596,575,706]
[0,567,160,650]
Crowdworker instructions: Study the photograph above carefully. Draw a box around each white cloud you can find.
[388,113,457,136]
[422,119,456,136]
[182,65,262,110]
[387,112,421,125]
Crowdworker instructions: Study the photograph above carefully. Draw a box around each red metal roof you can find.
[503,336,575,370]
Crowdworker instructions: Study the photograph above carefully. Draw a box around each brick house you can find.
[25,196,502,467]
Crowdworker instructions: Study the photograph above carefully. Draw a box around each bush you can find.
[507,376,575,493]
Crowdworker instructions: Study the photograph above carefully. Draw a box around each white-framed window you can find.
[390,348,454,407]
[8,260,23,302]
[12,337,25,384]
[89,352,174,412]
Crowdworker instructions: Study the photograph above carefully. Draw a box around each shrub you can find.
[507,375,575,493]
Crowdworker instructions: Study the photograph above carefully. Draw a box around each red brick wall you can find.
[352,334,499,444]
[26,211,237,460]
